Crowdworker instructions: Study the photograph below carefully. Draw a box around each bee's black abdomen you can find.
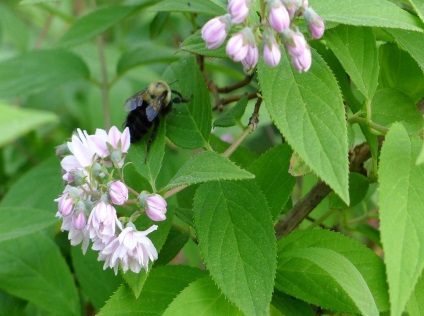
[125,103,153,143]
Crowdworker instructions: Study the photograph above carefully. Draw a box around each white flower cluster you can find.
[55,126,167,274]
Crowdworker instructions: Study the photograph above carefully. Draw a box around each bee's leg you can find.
[171,90,191,104]
[144,117,160,162]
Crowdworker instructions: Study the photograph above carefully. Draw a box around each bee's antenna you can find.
[168,79,178,86]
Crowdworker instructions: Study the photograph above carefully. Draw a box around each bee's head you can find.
[148,80,171,103]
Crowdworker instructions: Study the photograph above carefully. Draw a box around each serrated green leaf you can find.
[0,50,89,98]
[407,273,424,315]
[277,229,389,312]
[181,30,227,58]
[257,49,349,204]
[408,0,424,23]
[0,233,80,315]
[162,151,254,191]
[163,276,243,315]
[271,291,314,316]
[155,225,189,265]
[325,25,379,100]
[127,120,166,190]
[0,103,58,147]
[214,95,248,128]
[248,144,296,220]
[310,0,424,31]
[194,181,276,316]
[148,0,226,15]
[98,265,206,315]
[379,123,424,316]
[164,56,212,149]
[0,156,62,211]
[279,247,379,316]
[117,45,179,75]
[329,172,370,209]
[71,247,122,310]
[378,42,424,103]
[55,5,137,48]
[371,89,424,132]
[0,207,57,243]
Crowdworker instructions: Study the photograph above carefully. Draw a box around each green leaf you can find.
[162,151,254,191]
[117,44,179,75]
[0,103,58,147]
[155,225,189,265]
[214,95,248,128]
[248,144,296,220]
[98,265,206,315]
[371,89,424,132]
[378,42,424,103]
[378,123,424,316]
[277,229,389,312]
[19,0,58,3]
[257,49,349,204]
[0,233,80,315]
[408,0,424,23]
[163,276,243,315]
[329,172,370,209]
[310,0,424,31]
[194,181,276,316]
[55,5,137,48]
[0,207,57,243]
[71,247,122,310]
[164,56,212,149]
[0,50,89,98]
[181,30,227,58]
[127,120,166,190]
[0,156,63,211]
[148,0,226,16]
[407,273,424,315]
[279,247,379,316]
[150,12,170,39]
[325,25,379,100]
[271,291,314,316]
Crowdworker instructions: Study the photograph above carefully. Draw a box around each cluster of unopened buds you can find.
[55,126,167,274]
[201,0,325,73]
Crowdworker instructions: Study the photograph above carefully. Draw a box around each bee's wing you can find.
[146,92,167,122]
[124,90,145,112]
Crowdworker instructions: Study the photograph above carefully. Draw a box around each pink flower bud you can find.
[109,181,128,205]
[72,211,86,230]
[304,8,325,39]
[228,0,250,24]
[56,192,74,216]
[242,44,259,74]
[291,45,312,72]
[226,32,249,61]
[268,0,290,33]
[282,0,300,17]
[144,194,167,221]
[201,15,230,50]
[283,29,307,57]
[263,30,281,67]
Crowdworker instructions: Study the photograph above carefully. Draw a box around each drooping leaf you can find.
[310,0,424,31]
[0,50,89,98]
[277,229,389,312]
[98,265,206,315]
[55,5,138,48]
[194,181,276,316]
[0,233,80,316]
[164,56,212,149]
[325,25,379,100]
[148,0,226,16]
[163,276,243,315]
[162,151,254,191]
[214,95,249,128]
[257,49,349,204]
[379,123,424,316]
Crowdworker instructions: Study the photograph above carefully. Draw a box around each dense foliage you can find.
[0,0,424,315]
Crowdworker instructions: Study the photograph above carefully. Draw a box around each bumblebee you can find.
[124,80,190,147]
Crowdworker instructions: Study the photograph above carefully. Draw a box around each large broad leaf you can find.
[310,0,424,31]
[0,50,89,97]
[325,25,379,100]
[0,232,80,315]
[407,273,424,315]
[257,50,349,204]
[163,56,212,149]
[408,0,424,22]
[379,123,424,316]
[98,265,206,315]
[0,103,58,147]
[193,181,276,316]
[162,151,254,191]
[55,5,138,48]
[163,276,243,315]
[148,0,226,16]
[277,229,389,313]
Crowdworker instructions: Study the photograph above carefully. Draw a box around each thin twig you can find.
[214,91,258,110]
[216,75,253,93]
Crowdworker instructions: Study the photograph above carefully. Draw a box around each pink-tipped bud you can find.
[282,29,307,57]
[282,0,301,17]
[226,31,249,62]
[291,45,312,72]
[72,211,86,230]
[108,181,128,205]
[201,15,231,50]
[263,29,281,67]
[140,193,167,221]
[268,0,290,33]
[56,192,74,216]
[242,44,259,74]
[304,8,325,39]
[228,0,250,24]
